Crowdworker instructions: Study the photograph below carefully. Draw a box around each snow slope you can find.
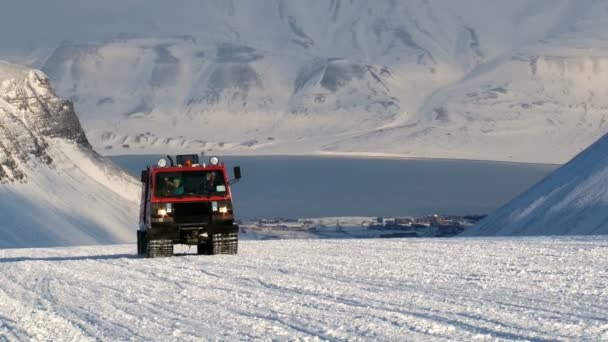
[0,61,140,248]
[467,130,608,236]
[0,237,606,340]
[2,0,608,163]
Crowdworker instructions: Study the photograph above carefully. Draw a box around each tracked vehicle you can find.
[137,154,242,257]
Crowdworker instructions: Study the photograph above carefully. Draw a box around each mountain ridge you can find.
[0,61,139,248]
[2,0,607,163]
[466,130,608,236]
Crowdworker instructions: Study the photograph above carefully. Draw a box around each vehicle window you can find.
[155,171,226,197]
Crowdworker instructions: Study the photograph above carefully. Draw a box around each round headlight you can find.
[157,158,167,167]
[209,156,219,165]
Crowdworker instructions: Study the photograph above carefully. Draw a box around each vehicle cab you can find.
[137,154,241,257]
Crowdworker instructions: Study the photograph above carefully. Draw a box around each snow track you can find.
[0,238,607,340]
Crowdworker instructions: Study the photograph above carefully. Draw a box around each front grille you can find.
[173,202,212,225]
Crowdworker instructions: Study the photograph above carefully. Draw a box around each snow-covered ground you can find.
[0,237,606,341]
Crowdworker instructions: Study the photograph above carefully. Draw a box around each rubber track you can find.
[198,233,238,255]
[136,231,146,256]
[146,239,173,258]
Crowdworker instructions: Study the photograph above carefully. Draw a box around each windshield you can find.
[154,170,227,198]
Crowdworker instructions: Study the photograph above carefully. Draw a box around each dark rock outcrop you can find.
[0,62,90,183]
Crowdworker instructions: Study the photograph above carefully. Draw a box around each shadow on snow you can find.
[0,254,137,263]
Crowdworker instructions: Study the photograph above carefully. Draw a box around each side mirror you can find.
[233,166,242,180]
[140,170,149,183]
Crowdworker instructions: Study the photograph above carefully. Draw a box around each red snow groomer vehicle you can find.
[137,154,242,258]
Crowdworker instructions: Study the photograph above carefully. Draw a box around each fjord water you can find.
[109,155,557,219]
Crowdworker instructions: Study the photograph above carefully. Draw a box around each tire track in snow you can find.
[0,312,30,341]
[0,239,606,340]
[42,278,147,340]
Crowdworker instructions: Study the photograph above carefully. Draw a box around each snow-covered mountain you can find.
[0,61,139,248]
[2,0,608,163]
[466,130,608,236]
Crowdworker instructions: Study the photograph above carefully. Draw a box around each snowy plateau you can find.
[0,238,607,341]
[2,0,608,163]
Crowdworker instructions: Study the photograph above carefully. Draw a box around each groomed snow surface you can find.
[1,237,606,341]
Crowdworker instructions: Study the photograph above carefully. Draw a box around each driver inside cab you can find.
[162,176,184,196]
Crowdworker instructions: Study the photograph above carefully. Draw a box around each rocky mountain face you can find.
[3,0,608,163]
[0,61,139,248]
[0,62,89,182]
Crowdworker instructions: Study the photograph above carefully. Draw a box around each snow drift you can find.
[2,0,608,163]
[467,130,608,236]
[0,61,139,248]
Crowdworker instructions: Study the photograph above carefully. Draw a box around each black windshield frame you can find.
[154,170,227,198]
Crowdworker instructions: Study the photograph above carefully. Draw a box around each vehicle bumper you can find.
[147,222,238,242]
